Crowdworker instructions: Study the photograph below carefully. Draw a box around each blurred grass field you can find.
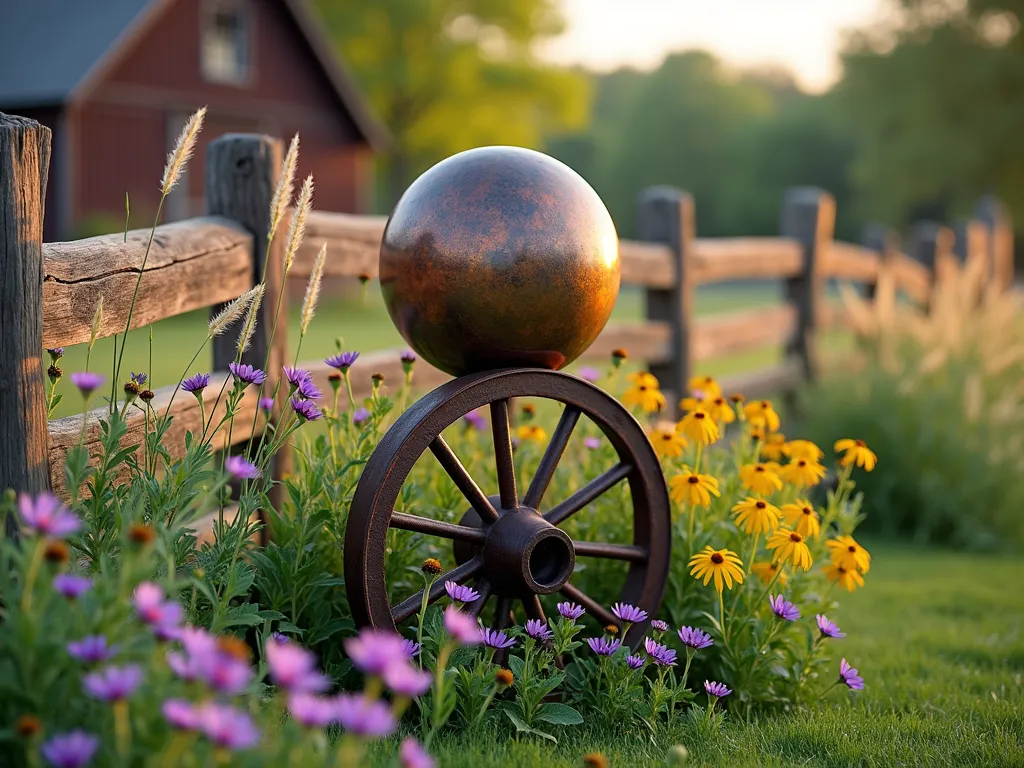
[50,281,850,418]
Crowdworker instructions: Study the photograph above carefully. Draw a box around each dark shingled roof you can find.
[0,0,389,149]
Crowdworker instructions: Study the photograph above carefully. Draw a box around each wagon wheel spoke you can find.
[389,512,487,544]
[391,557,483,623]
[467,579,493,618]
[544,462,632,526]
[523,405,581,510]
[492,595,514,631]
[490,399,517,511]
[560,582,617,627]
[522,594,546,623]
[429,436,499,523]
[572,541,648,563]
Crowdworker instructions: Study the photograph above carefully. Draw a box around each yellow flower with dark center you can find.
[650,425,687,458]
[783,439,824,462]
[826,535,871,573]
[669,466,720,507]
[731,497,781,535]
[739,462,783,496]
[780,458,827,488]
[744,399,781,432]
[750,560,789,587]
[780,500,821,538]
[688,546,744,592]
[622,381,666,413]
[760,433,787,461]
[706,395,735,424]
[749,424,766,442]
[627,371,659,387]
[767,528,813,571]
[834,438,877,471]
[677,408,720,445]
[687,374,722,399]
[824,562,865,591]
[516,424,548,443]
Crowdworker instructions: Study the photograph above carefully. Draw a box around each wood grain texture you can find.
[692,304,797,361]
[42,218,253,347]
[0,113,51,497]
[293,211,387,278]
[825,241,881,283]
[692,237,803,284]
[47,374,262,499]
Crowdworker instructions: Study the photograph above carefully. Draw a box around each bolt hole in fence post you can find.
[205,134,289,537]
[0,114,52,536]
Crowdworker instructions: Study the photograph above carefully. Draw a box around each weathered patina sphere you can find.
[379,146,620,377]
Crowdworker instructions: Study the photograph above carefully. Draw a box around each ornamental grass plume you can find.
[688,546,744,592]
[160,107,206,195]
[650,424,687,458]
[299,243,327,338]
[268,133,300,244]
[767,529,813,571]
[668,466,720,507]
[677,408,720,445]
[283,174,314,276]
[739,462,784,496]
[235,283,266,356]
[780,500,821,538]
[731,497,781,535]
[209,284,262,337]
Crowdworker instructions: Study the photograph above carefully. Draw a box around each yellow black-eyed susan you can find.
[824,562,865,591]
[744,399,781,432]
[649,425,687,458]
[834,439,877,471]
[780,458,827,488]
[517,425,548,444]
[780,500,821,538]
[731,497,781,535]
[767,528,813,571]
[783,439,824,462]
[739,462,783,496]
[677,408,719,445]
[751,560,788,587]
[826,535,871,573]
[669,466,720,508]
[689,546,744,592]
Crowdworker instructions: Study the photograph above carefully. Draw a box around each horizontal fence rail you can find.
[0,119,1016,502]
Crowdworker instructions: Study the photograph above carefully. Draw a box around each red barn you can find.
[0,0,387,241]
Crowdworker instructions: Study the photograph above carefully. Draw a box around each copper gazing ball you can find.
[379,146,620,377]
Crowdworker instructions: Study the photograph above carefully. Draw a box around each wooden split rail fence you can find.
[0,117,1016,498]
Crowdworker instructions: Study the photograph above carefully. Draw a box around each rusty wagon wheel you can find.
[344,368,671,647]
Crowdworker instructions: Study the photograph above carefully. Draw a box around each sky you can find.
[539,0,888,92]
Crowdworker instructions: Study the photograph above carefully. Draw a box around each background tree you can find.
[313,0,590,208]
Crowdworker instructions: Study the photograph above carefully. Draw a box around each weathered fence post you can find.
[953,219,991,284]
[205,134,290,512]
[862,223,899,303]
[909,221,955,304]
[637,187,694,418]
[780,187,835,382]
[0,114,52,505]
[974,195,1015,291]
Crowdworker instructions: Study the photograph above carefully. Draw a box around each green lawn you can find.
[383,544,1024,767]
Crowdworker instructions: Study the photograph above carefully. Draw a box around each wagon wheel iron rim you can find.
[343,368,671,649]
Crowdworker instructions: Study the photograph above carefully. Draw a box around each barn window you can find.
[201,2,251,84]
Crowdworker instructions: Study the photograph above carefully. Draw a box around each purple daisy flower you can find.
[83,664,143,701]
[288,693,337,728]
[53,573,92,599]
[225,455,261,480]
[704,680,732,698]
[334,693,397,737]
[282,366,312,387]
[525,619,553,641]
[70,372,103,397]
[229,363,266,387]
[198,702,259,749]
[401,638,421,658]
[839,658,864,691]
[18,493,81,538]
[678,626,714,650]
[479,628,516,650]
[352,407,371,425]
[344,629,410,676]
[259,397,275,412]
[47,347,65,360]
[400,737,435,768]
[769,595,801,622]
[578,366,600,383]
[626,654,646,670]
[266,636,329,693]
[583,437,601,450]
[557,602,585,621]
[163,699,201,730]
[382,662,432,696]
[650,619,669,633]
[133,583,183,636]
[291,397,323,421]
[67,636,118,664]
[445,581,480,604]
[203,653,253,696]
[130,371,148,386]
[182,372,210,394]
[612,602,648,624]
[400,350,416,365]
[166,627,217,682]
[816,614,845,639]
[443,606,480,645]
[325,351,359,371]
[41,730,99,768]
[296,377,322,400]
[586,636,622,656]
[644,637,677,667]
[463,409,486,430]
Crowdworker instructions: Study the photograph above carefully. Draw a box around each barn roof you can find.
[0,0,388,149]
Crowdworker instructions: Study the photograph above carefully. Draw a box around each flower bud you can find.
[421,558,442,576]
[44,540,70,565]
[47,365,63,382]
[16,714,42,738]
[611,348,628,368]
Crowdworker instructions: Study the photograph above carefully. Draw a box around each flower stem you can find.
[20,539,44,613]
[114,700,131,762]
[739,566,783,627]
[415,574,436,670]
